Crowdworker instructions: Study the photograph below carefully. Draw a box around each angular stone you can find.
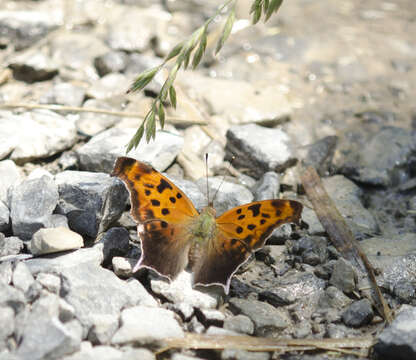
[228,298,288,336]
[87,314,119,345]
[26,246,104,274]
[97,227,129,266]
[0,111,76,164]
[77,127,184,173]
[36,273,61,294]
[9,175,59,240]
[374,305,416,360]
[12,262,35,293]
[151,271,218,309]
[112,257,135,278]
[125,278,158,308]
[94,51,129,76]
[30,227,84,255]
[55,171,127,238]
[329,258,357,293]
[111,306,183,344]
[226,124,295,178]
[0,281,26,313]
[223,315,254,335]
[318,286,353,310]
[0,160,21,204]
[342,299,373,328]
[40,82,86,107]
[253,172,280,201]
[0,235,23,257]
[196,176,253,216]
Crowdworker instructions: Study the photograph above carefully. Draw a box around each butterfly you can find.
[112,156,303,294]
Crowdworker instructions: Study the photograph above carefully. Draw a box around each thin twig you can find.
[0,103,207,126]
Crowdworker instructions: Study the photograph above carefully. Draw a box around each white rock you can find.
[30,227,84,255]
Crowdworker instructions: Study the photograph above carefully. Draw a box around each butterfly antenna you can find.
[205,153,211,206]
[211,155,235,205]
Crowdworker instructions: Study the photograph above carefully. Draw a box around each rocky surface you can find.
[0,0,415,359]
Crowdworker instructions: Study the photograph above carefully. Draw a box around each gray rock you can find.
[58,152,79,171]
[77,127,184,173]
[374,305,416,360]
[205,326,238,336]
[292,237,328,266]
[196,308,225,327]
[196,176,253,216]
[258,288,296,307]
[299,136,338,176]
[94,51,129,76]
[317,286,353,310]
[125,278,158,307]
[36,273,61,294]
[9,175,59,240]
[55,171,127,238]
[0,9,60,50]
[49,33,108,80]
[97,227,129,266]
[0,235,23,257]
[360,233,416,291]
[223,315,254,335]
[301,206,325,235]
[228,298,288,336]
[111,306,184,345]
[226,124,296,178]
[0,110,76,164]
[12,262,35,294]
[30,227,84,255]
[87,73,129,100]
[40,83,86,108]
[0,306,14,343]
[322,175,378,235]
[62,343,124,360]
[105,7,169,52]
[151,271,218,309]
[0,160,21,204]
[59,263,145,332]
[87,314,119,345]
[293,322,312,339]
[122,348,155,360]
[341,127,416,186]
[0,202,9,233]
[0,262,13,285]
[76,99,119,137]
[342,299,373,327]
[329,258,356,293]
[222,349,270,360]
[253,172,280,201]
[394,280,415,304]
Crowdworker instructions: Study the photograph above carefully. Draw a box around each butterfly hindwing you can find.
[192,200,303,291]
[112,157,198,279]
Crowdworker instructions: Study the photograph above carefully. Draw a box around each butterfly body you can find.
[112,156,303,293]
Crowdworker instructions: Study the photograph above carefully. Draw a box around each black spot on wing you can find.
[238,214,245,220]
[236,226,243,234]
[134,174,141,181]
[247,224,256,230]
[261,213,270,218]
[275,209,282,216]
[161,208,170,215]
[144,183,154,188]
[248,204,261,217]
[236,208,242,214]
[169,197,176,203]
[161,221,168,228]
[157,179,172,194]
[145,189,151,196]
[151,199,160,206]
[260,219,266,225]
[176,192,182,199]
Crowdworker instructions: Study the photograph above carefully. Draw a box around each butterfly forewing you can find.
[112,157,198,224]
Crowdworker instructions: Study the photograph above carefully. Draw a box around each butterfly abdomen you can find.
[189,206,217,244]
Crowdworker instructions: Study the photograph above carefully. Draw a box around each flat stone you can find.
[26,246,104,275]
[0,110,76,164]
[374,305,416,360]
[151,271,218,309]
[228,298,288,336]
[77,127,184,173]
[111,306,184,345]
[36,272,61,294]
[9,175,59,240]
[30,227,84,255]
[12,262,35,293]
[342,299,373,327]
[196,176,253,216]
[226,124,295,178]
[0,160,21,204]
[223,315,254,335]
[55,171,127,238]
[40,82,86,107]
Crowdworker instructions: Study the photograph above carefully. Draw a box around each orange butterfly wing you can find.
[112,157,198,279]
[192,200,303,292]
